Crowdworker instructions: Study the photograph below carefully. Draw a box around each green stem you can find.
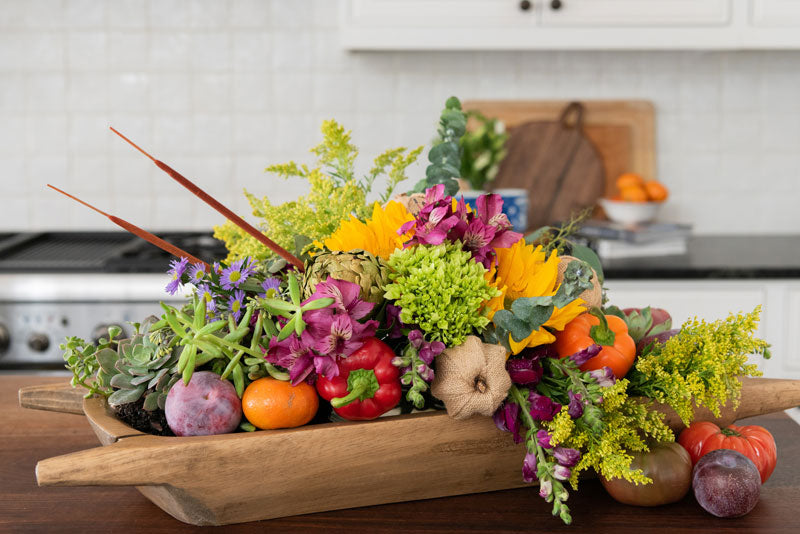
[264,363,290,381]
[588,307,616,346]
[331,369,380,408]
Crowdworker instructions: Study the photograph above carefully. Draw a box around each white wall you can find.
[1,0,798,234]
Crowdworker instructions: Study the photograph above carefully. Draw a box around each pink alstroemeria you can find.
[475,193,522,250]
[307,277,374,320]
[266,333,315,385]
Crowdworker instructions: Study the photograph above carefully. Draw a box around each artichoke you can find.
[303,250,388,305]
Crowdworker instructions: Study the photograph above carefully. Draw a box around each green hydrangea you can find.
[384,242,500,346]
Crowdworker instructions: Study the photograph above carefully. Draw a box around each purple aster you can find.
[220,258,255,290]
[259,277,282,298]
[195,283,217,315]
[553,447,581,468]
[569,344,602,367]
[187,263,206,285]
[507,357,543,386]
[522,451,538,483]
[589,366,617,388]
[227,289,246,322]
[567,391,584,419]
[528,391,562,422]
[536,429,553,449]
[165,257,189,295]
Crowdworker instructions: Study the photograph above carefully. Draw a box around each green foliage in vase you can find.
[215,120,423,262]
[459,110,508,191]
[61,325,123,398]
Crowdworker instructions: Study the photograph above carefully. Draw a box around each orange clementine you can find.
[644,180,669,202]
[616,172,644,189]
[619,185,649,202]
[242,377,319,429]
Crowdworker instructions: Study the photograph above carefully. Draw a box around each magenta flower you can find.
[568,344,602,367]
[308,277,374,320]
[589,366,616,387]
[309,314,360,359]
[385,304,405,338]
[553,464,571,481]
[228,289,246,322]
[476,193,521,247]
[507,357,544,385]
[536,429,553,449]
[528,391,562,422]
[266,333,315,385]
[522,451,538,483]
[539,479,553,499]
[493,401,524,444]
[408,329,445,365]
[165,257,189,295]
[220,258,255,290]
[553,447,581,468]
[567,391,584,419]
[400,184,461,246]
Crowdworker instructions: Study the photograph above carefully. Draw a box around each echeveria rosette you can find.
[390,329,445,408]
[384,241,500,347]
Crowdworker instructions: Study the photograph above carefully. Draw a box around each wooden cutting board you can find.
[463,100,656,228]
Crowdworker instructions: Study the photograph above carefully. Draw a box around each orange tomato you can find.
[616,172,644,189]
[644,180,669,202]
[242,378,319,429]
[619,185,649,202]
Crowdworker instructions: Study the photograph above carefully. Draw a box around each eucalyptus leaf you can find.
[493,310,535,343]
[510,297,556,331]
[569,242,605,284]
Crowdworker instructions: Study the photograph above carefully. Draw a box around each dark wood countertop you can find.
[2,375,799,533]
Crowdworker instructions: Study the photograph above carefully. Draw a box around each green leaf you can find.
[493,310,534,343]
[569,242,604,284]
[553,260,594,308]
[108,386,145,407]
[142,392,159,411]
[604,305,627,321]
[301,297,334,311]
[96,348,118,374]
[110,373,137,390]
[107,325,122,339]
[510,296,556,331]
[130,373,155,386]
[624,307,653,343]
[428,142,460,166]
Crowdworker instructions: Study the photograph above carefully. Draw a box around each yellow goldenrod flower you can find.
[319,200,415,260]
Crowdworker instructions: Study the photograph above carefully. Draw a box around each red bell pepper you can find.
[316,337,402,421]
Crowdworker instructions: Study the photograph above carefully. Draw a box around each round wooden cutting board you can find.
[489,102,606,230]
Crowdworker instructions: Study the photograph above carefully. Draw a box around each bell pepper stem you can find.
[588,307,616,346]
[330,368,380,408]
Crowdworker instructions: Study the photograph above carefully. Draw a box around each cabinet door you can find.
[751,0,800,26]
[344,0,536,29]
[541,0,731,26]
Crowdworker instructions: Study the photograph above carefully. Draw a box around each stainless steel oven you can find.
[0,232,225,371]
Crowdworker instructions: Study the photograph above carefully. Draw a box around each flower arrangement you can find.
[57,96,771,526]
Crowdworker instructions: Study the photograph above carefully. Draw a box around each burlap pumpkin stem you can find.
[557,255,603,309]
[431,336,512,420]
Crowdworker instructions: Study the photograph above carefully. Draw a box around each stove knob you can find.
[0,323,9,354]
[92,323,127,344]
[28,332,50,353]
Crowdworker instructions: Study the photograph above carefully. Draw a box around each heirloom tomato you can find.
[600,442,693,507]
[678,421,777,483]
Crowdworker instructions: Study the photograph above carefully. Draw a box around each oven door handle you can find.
[19,383,85,415]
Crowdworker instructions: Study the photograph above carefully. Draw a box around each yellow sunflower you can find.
[319,200,415,260]
[488,240,587,354]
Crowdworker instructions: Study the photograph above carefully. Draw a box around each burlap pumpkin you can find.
[556,255,602,309]
[430,336,511,420]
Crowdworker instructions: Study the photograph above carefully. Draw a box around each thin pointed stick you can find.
[47,184,211,271]
[109,127,305,272]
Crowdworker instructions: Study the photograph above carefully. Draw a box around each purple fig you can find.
[637,328,681,355]
[693,449,761,518]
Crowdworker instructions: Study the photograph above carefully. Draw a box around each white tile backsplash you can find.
[1,0,799,233]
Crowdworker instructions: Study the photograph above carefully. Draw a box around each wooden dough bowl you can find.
[19,377,800,526]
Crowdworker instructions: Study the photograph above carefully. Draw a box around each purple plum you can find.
[165,371,242,436]
[692,449,761,518]
[636,328,681,355]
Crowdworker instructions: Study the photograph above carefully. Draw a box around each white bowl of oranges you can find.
[598,173,669,225]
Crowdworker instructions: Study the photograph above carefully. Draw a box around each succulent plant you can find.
[97,316,180,412]
[302,250,388,305]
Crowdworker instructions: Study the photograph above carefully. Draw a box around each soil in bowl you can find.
[114,399,174,436]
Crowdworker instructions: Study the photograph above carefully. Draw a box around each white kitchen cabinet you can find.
[540,0,730,27]
[340,0,800,50]
[603,279,800,379]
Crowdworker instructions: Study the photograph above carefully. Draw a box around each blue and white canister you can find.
[458,188,529,233]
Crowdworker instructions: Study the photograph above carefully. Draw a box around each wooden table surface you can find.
[2,375,799,534]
